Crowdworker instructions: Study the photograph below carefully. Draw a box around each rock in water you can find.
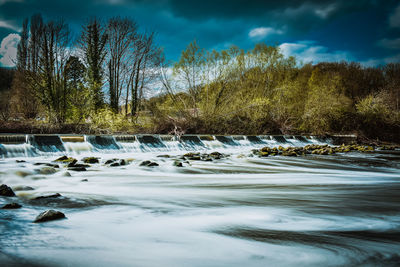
[2,203,22,209]
[0,184,16,197]
[34,210,66,223]
[82,157,100,164]
[39,167,57,175]
[173,161,183,167]
[34,193,62,200]
[13,186,34,191]
[139,160,159,167]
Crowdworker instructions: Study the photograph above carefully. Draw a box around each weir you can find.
[0,134,357,158]
[28,135,65,152]
[86,135,121,150]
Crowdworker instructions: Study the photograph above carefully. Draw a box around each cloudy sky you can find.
[0,0,399,67]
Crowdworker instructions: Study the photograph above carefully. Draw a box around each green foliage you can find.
[89,108,135,132]
[301,68,353,134]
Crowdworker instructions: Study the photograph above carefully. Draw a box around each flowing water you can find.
[0,135,400,267]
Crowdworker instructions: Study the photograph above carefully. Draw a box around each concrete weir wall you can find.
[0,134,358,145]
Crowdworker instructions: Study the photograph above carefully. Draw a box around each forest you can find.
[0,14,399,142]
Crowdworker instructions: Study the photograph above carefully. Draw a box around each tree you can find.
[173,40,205,114]
[25,18,71,123]
[79,17,108,110]
[65,56,91,122]
[106,17,137,113]
[127,32,162,119]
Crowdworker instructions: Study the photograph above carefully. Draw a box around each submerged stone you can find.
[34,210,66,223]
[2,203,22,209]
[34,193,62,200]
[15,170,32,177]
[13,186,34,191]
[38,167,58,175]
[0,184,16,197]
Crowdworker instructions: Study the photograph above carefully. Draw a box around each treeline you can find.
[1,14,162,131]
[1,15,399,141]
[148,41,400,141]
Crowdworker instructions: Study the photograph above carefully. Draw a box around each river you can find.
[0,135,399,266]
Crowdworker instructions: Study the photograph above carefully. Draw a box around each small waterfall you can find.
[86,135,121,150]
[28,135,66,152]
[0,134,331,158]
[215,136,239,146]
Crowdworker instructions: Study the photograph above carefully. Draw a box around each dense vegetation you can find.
[0,14,399,141]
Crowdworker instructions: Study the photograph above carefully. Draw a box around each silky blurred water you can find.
[0,138,399,266]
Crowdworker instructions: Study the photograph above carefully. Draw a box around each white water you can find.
[1,135,400,266]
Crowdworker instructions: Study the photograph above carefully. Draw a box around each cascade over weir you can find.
[0,134,356,158]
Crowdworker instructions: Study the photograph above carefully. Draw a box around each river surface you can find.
[0,136,400,266]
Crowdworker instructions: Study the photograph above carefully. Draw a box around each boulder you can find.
[109,159,126,167]
[2,203,22,209]
[139,160,159,167]
[173,161,183,167]
[34,210,66,223]
[0,184,16,197]
[54,156,77,163]
[82,157,100,164]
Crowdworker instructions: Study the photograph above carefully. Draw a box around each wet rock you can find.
[69,163,90,168]
[16,160,26,163]
[2,203,22,209]
[210,152,224,159]
[15,170,32,177]
[157,155,171,158]
[63,171,72,177]
[139,160,159,167]
[0,184,16,197]
[38,167,58,175]
[34,163,59,168]
[13,186,34,191]
[68,167,87,171]
[81,179,88,182]
[109,159,126,167]
[54,156,77,163]
[173,161,183,167]
[67,159,78,167]
[34,210,66,223]
[82,157,100,164]
[34,193,62,200]
[183,152,200,158]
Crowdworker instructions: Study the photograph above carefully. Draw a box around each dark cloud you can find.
[0,0,399,66]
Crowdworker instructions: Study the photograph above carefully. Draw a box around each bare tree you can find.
[106,17,138,113]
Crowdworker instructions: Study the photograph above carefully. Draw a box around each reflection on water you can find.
[0,143,400,266]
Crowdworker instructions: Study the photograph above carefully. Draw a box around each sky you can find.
[0,0,399,68]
